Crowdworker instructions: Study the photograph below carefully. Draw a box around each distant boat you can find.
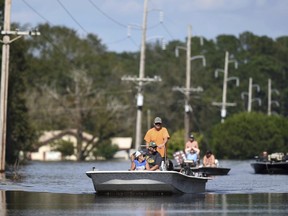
[173,164,230,176]
[251,152,288,174]
[172,151,230,176]
[86,170,211,194]
[190,167,230,176]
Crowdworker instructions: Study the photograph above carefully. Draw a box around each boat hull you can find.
[173,166,230,176]
[86,170,209,194]
[251,162,288,174]
[191,167,230,176]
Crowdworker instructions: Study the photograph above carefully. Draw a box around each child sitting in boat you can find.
[129,151,149,171]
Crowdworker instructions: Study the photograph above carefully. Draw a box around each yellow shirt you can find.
[144,127,170,157]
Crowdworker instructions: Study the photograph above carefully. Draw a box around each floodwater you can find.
[0,160,288,215]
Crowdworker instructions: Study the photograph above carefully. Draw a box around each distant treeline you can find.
[4,22,288,162]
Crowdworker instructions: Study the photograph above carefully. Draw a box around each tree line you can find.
[1,20,288,163]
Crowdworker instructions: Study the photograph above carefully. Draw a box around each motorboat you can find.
[86,170,211,194]
[172,151,230,176]
[251,152,288,174]
[190,166,230,176]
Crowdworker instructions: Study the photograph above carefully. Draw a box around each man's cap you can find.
[135,151,142,158]
[189,134,194,138]
[154,117,162,124]
[149,142,157,148]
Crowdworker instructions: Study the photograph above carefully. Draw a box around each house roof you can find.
[37,129,95,146]
[36,129,132,150]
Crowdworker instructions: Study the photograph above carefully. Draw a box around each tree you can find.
[4,23,37,164]
[38,69,128,161]
[18,22,288,160]
[211,112,288,159]
[51,139,74,159]
[93,139,119,160]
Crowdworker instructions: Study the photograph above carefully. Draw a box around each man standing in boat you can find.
[185,134,199,151]
[144,117,170,161]
[185,133,200,161]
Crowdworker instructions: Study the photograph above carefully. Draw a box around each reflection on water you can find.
[0,160,288,215]
[1,191,288,215]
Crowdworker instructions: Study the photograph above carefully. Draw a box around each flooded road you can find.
[0,160,288,215]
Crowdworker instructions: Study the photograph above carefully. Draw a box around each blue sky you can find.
[10,0,288,53]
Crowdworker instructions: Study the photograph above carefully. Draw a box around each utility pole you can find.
[247,78,253,112]
[212,51,238,123]
[121,0,161,151]
[242,77,261,112]
[267,78,271,116]
[247,77,261,112]
[174,25,205,139]
[0,0,40,172]
[267,78,279,116]
[184,25,192,140]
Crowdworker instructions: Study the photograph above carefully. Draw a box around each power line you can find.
[128,36,139,49]
[105,36,128,45]
[22,1,79,59]
[22,0,50,23]
[161,22,174,40]
[88,0,127,28]
[56,0,88,34]
[22,0,87,59]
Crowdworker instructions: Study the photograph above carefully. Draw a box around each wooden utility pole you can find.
[267,78,279,115]
[248,78,253,112]
[0,0,12,172]
[121,0,161,151]
[174,26,205,139]
[0,0,40,172]
[135,0,148,151]
[246,77,261,112]
[184,25,192,139]
[212,51,238,123]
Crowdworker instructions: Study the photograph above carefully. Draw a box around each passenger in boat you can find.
[145,142,163,171]
[129,151,149,171]
[185,133,199,150]
[185,133,200,159]
[144,117,170,161]
[203,150,216,167]
[283,153,288,161]
[259,151,269,162]
[185,146,200,164]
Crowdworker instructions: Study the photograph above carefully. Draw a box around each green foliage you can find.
[93,140,119,160]
[211,112,288,159]
[51,140,74,157]
[167,129,185,158]
[0,0,3,26]
[5,23,37,164]
[5,20,288,161]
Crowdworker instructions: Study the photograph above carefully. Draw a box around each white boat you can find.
[86,170,211,194]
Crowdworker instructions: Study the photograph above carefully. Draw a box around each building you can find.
[30,129,132,161]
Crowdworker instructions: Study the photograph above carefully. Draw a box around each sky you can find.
[9,0,288,53]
